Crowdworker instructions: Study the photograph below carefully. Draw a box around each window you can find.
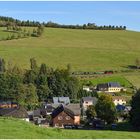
[66,116,70,120]
[58,116,63,120]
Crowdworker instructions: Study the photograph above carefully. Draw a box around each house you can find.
[41,103,54,115]
[35,117,50,127]
[81,97,98,110]
[53,97,70,105]
[0,101,18,109]
[112,96,126,106]
[0,106,29,122]
[51,105,80,128]
[108,82,122,93]
[96,83,108,92]
[96,82,122,93]
[83,86,93,92]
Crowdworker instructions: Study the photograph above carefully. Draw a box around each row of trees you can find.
[0,25,44,41]
[6,25,44,37]
[0,16,126,30]
[46,21,126,30]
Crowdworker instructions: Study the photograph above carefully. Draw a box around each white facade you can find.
[113,98,126,106]
[108,87,122,93]
[82,100,93,110]
[83,86,92,92]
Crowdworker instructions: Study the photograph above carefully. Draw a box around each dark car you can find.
[92,119,105,129]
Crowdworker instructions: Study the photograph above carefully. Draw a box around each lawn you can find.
[87,75,132,87]
[0,117,140,139]
[0,27,140,71]
[124,71,140,89]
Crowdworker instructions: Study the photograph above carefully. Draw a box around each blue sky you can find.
[0,1,140,31]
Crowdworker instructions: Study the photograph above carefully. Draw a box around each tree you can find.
[11,34,15,39]
[16,83,27,106]
[17,83,38,110]
[25,83,38,110]
[37,84,52,101]
[24,70,37,84]
[12,65,23,75]
[30,58,38,71]
[135,58,140,69]
[39,63,47,75]
[7,61,13,73]
[37,24,44,37]
[130,89,140,129]
[86,105,96,120]
[0,58,6,72]
[95,94,117,124]
[67,64,72,75]
[67,77,79,99]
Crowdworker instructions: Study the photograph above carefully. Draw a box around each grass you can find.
[0,117,140,139]
[124,71,140,89]
[0,27,140,88]
[0,27,140,71]
[0,27,17,39]
[87,75,132,87]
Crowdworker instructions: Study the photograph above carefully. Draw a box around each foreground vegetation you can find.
[0,117,140,139]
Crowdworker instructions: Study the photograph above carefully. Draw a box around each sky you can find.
[0,1,140,31]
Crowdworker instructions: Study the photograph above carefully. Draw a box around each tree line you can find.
[0,58,95,110]
[0,16,126,30]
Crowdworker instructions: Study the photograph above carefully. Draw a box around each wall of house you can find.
[113,99,126,105]
[82,101,93,110]
[74,116,80,125]
[52,111,74,127]
[108,87,121,93]
[83,87,92,92]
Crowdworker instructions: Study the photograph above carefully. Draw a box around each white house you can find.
[112,96,126,106]
[83,86,93,92]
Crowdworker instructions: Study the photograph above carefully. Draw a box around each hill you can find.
[0,117,140,139]
[0,27,140,72]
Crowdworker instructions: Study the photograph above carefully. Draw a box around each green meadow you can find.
[0,118,140,139]
[0,27,140,71]
[88,75,132,87]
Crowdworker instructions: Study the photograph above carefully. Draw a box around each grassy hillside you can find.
[0,117,140,139]
[0,27,140,71]
[0,27,17,39]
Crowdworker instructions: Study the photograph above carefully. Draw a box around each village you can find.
[0,81,131,130]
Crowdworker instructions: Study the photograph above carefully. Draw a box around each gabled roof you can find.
[53,97,70,105]
[108,82,121,88]
[0,106,28,118]
[112,96,126,101]
[33,109,41,117]
[51,104,80,119]
[97,83,108,89]
[65,104,81,116]
[82,97,98,104]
